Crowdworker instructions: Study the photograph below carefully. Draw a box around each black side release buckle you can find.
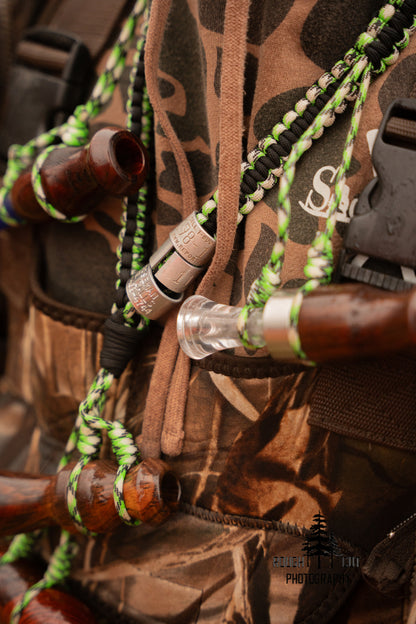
[0,27,95,161]
[338,98,416,292]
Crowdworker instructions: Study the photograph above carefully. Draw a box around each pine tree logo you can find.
[302,511,339,568]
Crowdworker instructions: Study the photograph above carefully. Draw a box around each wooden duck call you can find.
[0,557,97,624]
[0,458,180,536]
[178,283,416,362]
[263,282,416,362]
[9,126,148,223]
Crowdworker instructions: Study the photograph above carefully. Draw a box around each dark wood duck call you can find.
[9,126,148,222]
[0,459,180,537]
[0,557,97,624]
[263,282,416,362]
[297,282,416,362]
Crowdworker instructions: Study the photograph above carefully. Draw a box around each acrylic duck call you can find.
[0,557,97,624]
[0,458,180,536]
[9,126,148,223]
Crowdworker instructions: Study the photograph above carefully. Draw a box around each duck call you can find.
[177,283,416,362]
[8,126,148,223]
[0,557,97,624]
[0,458,180,536]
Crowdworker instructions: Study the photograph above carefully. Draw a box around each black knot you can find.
[100,316,144,377]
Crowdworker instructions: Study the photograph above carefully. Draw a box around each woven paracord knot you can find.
[100,315,145,377]
[364,0,416,71]
[107,422,141,525]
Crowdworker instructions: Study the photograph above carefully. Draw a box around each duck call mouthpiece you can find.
[177,295,265,359]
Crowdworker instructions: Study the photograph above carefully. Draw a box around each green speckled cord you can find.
[0,3,152,622]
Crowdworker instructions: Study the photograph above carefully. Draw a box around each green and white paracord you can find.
[0,3,152,622]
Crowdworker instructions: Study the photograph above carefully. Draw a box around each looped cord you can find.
[0,2,152,617]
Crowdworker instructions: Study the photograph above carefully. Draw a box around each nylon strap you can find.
[20,0,134,63]
[308,354,416,452]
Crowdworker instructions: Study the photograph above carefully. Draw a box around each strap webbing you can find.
[29,0,134,61]
[308,354,416,452]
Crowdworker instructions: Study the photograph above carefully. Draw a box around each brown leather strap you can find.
[194,351,307,379]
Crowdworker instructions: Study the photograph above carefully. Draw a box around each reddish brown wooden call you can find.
[0,459,180,536]
[298,283,416,362]
[10,126,148,222]
[0,558,97,624]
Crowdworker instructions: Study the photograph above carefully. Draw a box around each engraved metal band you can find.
[126,213,215,319]
[262,290,299,361]
[149,238,174,270]
[170,212,215,267]
[126,264,183,320]
[154,251,203,294]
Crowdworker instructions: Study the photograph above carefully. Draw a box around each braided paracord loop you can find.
[246,56,368,305]
[108,423,141,525]
[8,531,77,624]
[64,370,140,535]
[113,15,153,324]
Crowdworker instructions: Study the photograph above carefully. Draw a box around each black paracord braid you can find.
[196,0,416,240]
[100,34,153,376]
[239,78,344,199]
[200,70,348,238]
[114,41,148,312]
[365,0,416,69]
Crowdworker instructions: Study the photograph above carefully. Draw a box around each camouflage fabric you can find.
[1,1,416,622]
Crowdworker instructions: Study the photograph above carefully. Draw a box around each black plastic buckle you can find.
[0,27,95,160]
[338,98,416,292]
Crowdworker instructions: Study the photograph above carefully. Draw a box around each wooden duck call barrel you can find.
[10,126,148,222]
[0,458,180,536]
[0,558,97,624]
